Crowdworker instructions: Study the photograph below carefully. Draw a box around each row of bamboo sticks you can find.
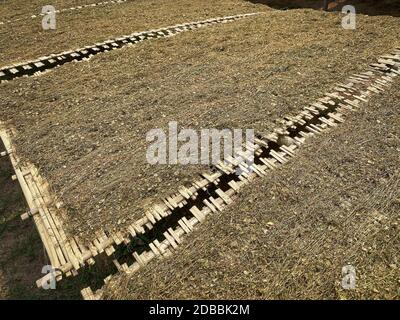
[0,49,398,297]
[0,13,260,83]
[0,0,128,25]
[81,50,400,299]
[0,125,256,287]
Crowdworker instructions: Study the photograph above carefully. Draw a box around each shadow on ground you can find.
[0,141,82,300]
[0,139,118,300]
[248,0,400,17]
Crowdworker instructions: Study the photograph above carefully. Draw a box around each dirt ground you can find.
[0,5,399,240]
[0,141,84,299]
[104,78,400,300]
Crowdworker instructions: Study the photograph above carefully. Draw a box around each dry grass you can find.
[0,0,399,300]
[0,0,104,19]
[104,78,400,300]
[0,6,399,239]
[0,0,266,66]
